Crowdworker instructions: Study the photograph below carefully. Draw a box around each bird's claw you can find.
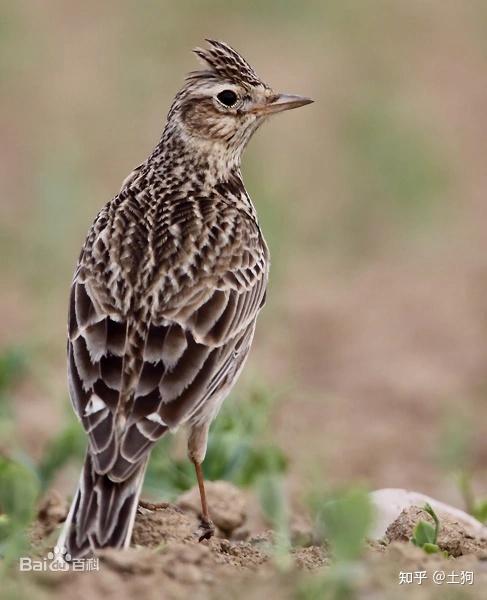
[197,518,215,542]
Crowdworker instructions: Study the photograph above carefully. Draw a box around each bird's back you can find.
[68,163,269,480]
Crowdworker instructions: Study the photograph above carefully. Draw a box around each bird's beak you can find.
[251,93,314,116]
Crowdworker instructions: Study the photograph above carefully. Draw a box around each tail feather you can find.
[58,452,147,558]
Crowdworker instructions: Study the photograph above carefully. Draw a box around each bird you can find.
[57,39,312,558]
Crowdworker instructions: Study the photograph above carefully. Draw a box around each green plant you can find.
[0,348,27,395]
[258,473,291,569]
[0,347,28,441]
[0,348,41,570]
[37,418,86,489]
[28,382,285,502]
[310,486,372,562]
[144,383,287,498]
[296,569,359,600]
[437,411,487,524]
[456,471,487,525]
[473,500,487,524]
[298,486,373,600]
[0,454,41,568]
[411,503,447,556]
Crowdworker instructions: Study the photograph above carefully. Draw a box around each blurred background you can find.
[1,0,487,513]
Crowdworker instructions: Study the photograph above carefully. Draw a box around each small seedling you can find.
[298,486,372,600]
[0,347,27,395]
[0,347,28,442]
[457,470,487,524]
[437,411,487,524]
[411,503,447,555]
[258,474,291,570]
[38,419,86,488]
[0,454,41,568]
[144,383,287,498]
[310,486,373,562]
[471,500,487,524]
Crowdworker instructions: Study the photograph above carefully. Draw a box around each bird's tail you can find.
[57,451,148,559]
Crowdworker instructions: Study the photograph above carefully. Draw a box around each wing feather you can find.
[67,188,268,483]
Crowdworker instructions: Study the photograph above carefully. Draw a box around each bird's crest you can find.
[190,39,264,88]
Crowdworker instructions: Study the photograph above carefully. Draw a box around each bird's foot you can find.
[197,517,215,542]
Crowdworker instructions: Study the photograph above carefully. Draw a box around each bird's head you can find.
[162,40,313,169]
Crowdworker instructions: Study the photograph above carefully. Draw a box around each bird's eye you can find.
[216,90,238,107]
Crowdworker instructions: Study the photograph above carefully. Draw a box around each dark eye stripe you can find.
[217,89,238,107]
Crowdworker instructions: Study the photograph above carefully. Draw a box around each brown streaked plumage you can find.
[58,39,312,558]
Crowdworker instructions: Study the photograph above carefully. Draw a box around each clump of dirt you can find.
[22,484,327,600]
[132,504,196,547]
[132,500,269,570]
[385,505,487,558]
[30,489,68,550]
[212,538,269,569]
[20,485,487,600]
[176,481,247,537]
[292,545,328,570]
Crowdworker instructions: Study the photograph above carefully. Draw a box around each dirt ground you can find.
[2,2,487,599]
[10,482,486,600]
[3,0,487,518]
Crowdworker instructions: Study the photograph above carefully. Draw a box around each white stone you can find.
[370,488,487,539]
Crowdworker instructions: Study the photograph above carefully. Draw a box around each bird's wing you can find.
[67,191,268,481]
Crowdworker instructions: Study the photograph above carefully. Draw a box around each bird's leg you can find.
[192,459,214,541]
[188,423,215,542]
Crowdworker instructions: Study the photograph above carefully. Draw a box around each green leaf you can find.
[38,419,86,486]
[257,474,291,568]
[0,514,10,540]
[423,542,441,554]
[423,503,440,531]
[0,456,40,526]
[412,520,437,547]
[258,474,288,530]
[473,500,487,524]
[411,503,444,555]
[0,348,27,394]
[0,455,40,567]
[312,487,373,562]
